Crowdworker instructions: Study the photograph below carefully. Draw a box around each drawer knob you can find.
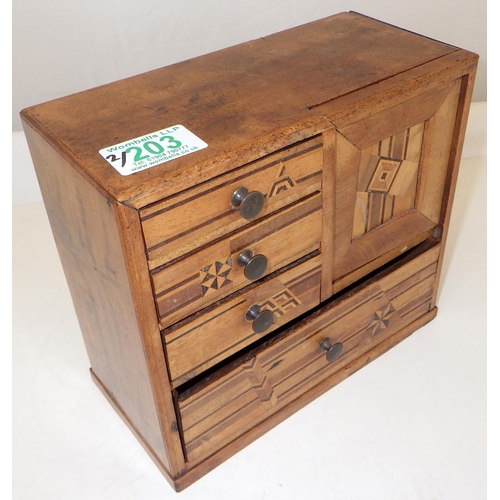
[237,250,268,280]
[246,305,275,334]
[320,338,344,363]
[232,187,265,220]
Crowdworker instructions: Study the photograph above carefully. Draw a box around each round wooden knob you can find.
[237,250,268,280]
[246,305,275,334]
[320,338,344,363]
[231,187,265,220]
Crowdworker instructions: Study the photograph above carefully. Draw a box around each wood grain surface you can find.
[22,122,185,475]
[19,10,478,491]
[164,255,322,388]
[330,80,463,283]
[172,307,438,491]
[141,137,322,269]
[152,194,322,328]
[416,79,462,224]
[177,244,441,465]
[20,12,460,208]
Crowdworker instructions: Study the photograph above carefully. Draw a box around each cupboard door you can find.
[329,79,462,284]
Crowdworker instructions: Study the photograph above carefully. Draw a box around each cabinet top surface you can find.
[21,11,465,207]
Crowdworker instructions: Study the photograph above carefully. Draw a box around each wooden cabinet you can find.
[20,12,477,491]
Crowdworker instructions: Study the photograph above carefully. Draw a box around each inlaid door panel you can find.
[352,121,423,239]
[329,79,462,284]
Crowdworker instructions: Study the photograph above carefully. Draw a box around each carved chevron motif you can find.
[242,357,278,407]
[268,162,297,197]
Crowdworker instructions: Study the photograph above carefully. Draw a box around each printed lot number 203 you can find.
[106,136,182,168]
[100,125,208,176]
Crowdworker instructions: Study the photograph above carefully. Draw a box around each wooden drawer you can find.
[164,255,322,388]
[176,243,440,465]
[152,194,322,328]
[141,137,323,269]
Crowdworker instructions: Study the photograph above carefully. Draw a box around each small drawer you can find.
[152,194,322,329]
[140,136,322,269]
[176,243,440,465]
[164,255,322,388]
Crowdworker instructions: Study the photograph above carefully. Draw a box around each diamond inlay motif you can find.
[367,158,402,193]
[352,122,424,240]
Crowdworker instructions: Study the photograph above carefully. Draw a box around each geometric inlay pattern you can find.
[367,158,402,193]
[260,289,301,317]
[268,162,297,198]
[242,357,278,407]
[200,256,233,297]
[366,302,396,337]
[352,122,424,240]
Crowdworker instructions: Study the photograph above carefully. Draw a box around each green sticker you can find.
[99,125,208,176]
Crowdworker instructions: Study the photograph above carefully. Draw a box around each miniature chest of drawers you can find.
[21,12,478,491]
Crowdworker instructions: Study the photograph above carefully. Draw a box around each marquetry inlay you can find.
[352,122,424,239]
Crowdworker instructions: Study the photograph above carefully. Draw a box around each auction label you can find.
[99,125,208,176]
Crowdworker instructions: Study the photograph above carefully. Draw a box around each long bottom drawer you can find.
[176,243,441,465]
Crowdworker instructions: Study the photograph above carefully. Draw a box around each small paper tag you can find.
[99,125,208,176]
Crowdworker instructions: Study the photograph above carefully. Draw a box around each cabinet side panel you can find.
[416,79,462,223]
[431,68,478,307]
[22,121,176,473]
